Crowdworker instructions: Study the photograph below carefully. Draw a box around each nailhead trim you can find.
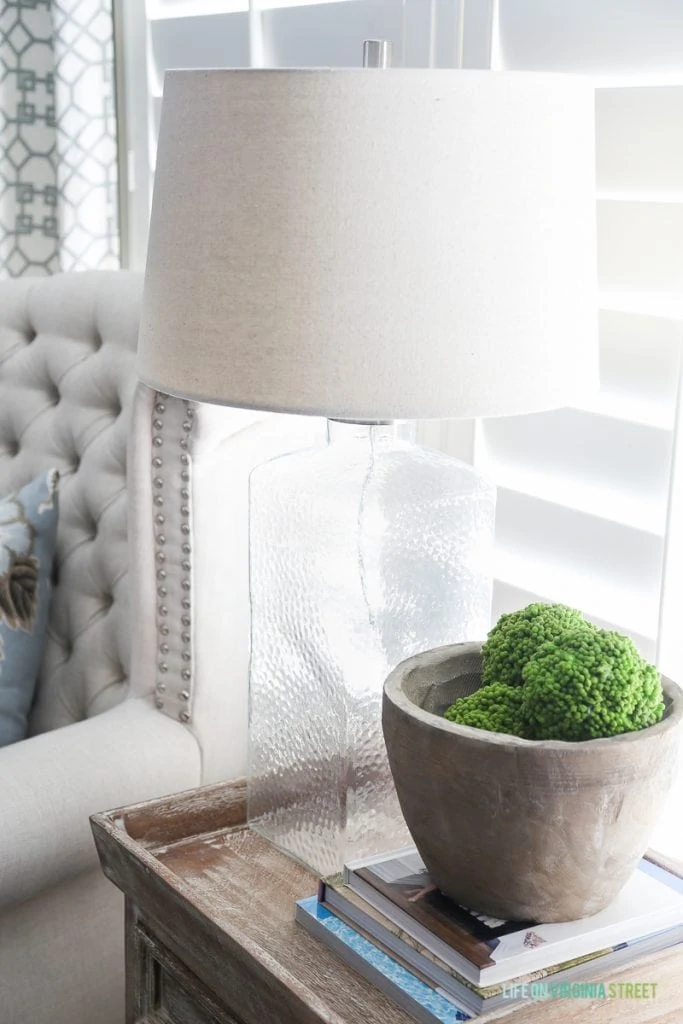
[152,392,194,726]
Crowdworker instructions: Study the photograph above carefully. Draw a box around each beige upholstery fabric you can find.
[0,869,124,1024]
[0,271,322,1023]
[0,273,202,1024]
[0,272,142,733]
[0,699,200,910]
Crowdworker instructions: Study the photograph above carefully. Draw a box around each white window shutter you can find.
[476,5,683,670]
[489,1,683,859]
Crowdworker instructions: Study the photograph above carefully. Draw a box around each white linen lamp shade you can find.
[137,67,597,874]
[137,69,598,418]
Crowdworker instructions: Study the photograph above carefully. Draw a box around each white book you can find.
[344,848,683,986]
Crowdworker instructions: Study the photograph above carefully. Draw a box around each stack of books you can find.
[296,847,683,1023]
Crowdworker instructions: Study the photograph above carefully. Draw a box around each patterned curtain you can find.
[0,0,119,276]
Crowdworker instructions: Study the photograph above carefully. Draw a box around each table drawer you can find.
[160,968,240,1024]
[131,918,242,1024]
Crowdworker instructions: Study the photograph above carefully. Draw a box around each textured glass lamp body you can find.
[248,422,496,875]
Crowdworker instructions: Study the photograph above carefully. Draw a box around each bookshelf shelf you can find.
[91,779,683,1024]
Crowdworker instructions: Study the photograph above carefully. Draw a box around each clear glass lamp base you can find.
[247,420,495,875]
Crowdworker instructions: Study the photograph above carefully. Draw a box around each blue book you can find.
[296,895,470,1024]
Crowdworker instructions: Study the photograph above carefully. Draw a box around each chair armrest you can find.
[0,699,200,911]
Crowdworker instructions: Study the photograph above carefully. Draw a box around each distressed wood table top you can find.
[91,780,683,1024]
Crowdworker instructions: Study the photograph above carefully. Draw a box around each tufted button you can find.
[92,329,103,351]
[71,456,81,473]
[4,439,19,457]
[24,325,37,343]
[49,384,60,405]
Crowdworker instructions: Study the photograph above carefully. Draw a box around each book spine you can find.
[325,882,485,993]
[321,884,483,1007]
[323,895,479,1007]
[345,873,481,980]
[352,867,496,969]
[295,898,470,1024]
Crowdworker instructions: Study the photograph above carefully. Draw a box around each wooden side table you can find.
[91,780,683,1024]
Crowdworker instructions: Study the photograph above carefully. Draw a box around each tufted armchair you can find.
[0,272,319,1024]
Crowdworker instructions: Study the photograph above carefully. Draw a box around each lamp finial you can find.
[362,39,392,68]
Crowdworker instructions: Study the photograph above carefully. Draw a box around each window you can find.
[488,1,683,673]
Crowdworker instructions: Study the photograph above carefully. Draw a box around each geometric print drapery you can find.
[0,0,119,276]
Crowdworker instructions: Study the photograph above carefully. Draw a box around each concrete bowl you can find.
[382,642,683,922]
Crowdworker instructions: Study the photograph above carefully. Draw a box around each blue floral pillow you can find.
[0,470,59,747]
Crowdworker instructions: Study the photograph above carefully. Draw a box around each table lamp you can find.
[137,57,597,874]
